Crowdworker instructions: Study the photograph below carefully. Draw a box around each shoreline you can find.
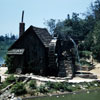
[22,87,100,100]
[1,67,100,100]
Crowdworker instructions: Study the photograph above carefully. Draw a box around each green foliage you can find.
[92,44,100,60]
[38,85,49,93]
[44,0,100,62]
[45,81,100,93]
[11,82,26,95]
[79,51,92,59]
[0,35,16,59]
[44,19,56,34]
[0,75,16,90]
[46,81,73,92]
[80,60,92,67]
[6,74,16,83]
[5,56,15,73]
[90,21,100,61]
[29,80,37,89]
[0,81,10,90]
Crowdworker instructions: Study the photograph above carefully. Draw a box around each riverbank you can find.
[1,65,100,83]
[1,64,100,100]
[22,87,100,100]
[1,74,100,99]
[22,88,100,100]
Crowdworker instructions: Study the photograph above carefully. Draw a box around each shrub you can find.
[11,82,26,95]
[0,75,16,90]
[6,75,16,83]
[46,81,70,91]
[29,80,37,89]
[5,56,15,73]
[79,51,92,59]
[0,81,10,90]
[80,59,92,67]
[52,82,64,90]
[46,81,62,90]
[38,85,49,93]
[46,82,80,92]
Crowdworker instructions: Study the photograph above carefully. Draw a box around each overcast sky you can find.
[0,0,95,36]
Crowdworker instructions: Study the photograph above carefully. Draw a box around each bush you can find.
[0,75,16,90]
[79,51,92,59]
[46,81,62,90]
[6,75,16,83]
[46,81,70,91]
[80,59,92,67]
[52,82,64,90]
[46,82,81,92]
[11,82,26,95]
[0,81,10,90]
[38,85,49,93]
[29,80,37,89]
[5,56,15,73]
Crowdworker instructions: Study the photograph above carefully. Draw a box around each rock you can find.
[11,95,14,99]
[11,93,15,99]
[72,85,75,87]
[13,97,18,100]
[30,73,33,76]
[8,94,12,98]
[94,84,98,86]
[17,97,22,100]
[13,97,22,100]
[25,73,30,76]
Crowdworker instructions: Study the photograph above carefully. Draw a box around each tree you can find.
[0,36,4,41]
[11,34,16,40]
[44,19,56,34]
[90,0,100,21]
[91,21,100,60]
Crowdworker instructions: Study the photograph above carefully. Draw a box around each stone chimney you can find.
[19,11,25,37]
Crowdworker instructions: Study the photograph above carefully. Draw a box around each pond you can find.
[25,89,100,100]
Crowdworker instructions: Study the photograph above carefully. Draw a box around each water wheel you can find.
[48,38,74,78]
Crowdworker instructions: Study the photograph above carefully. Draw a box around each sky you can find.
[0,0,95,36]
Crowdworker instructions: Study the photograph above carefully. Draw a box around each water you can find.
[0,50,6,65]
[26,89,100,100]
[69,37,82,72]
[69,37,80,63]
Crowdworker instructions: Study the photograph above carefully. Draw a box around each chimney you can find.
[19,11,25,37]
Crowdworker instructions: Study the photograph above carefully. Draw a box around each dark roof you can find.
[32,26,52,47]
[8,25,52,50]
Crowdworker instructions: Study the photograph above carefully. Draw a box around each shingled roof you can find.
[8,25,52,50]
[32,26,52,47]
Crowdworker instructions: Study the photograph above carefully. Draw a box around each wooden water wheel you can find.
[48,38,74,78]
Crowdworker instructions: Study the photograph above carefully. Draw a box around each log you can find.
[0,82,15,93]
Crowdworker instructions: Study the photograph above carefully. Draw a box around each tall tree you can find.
[44,19,56,34]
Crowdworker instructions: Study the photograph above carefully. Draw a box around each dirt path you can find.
[1,63,100,83]
[90,63,100,79]
[0,67,8,75]
[0,67,8,82]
